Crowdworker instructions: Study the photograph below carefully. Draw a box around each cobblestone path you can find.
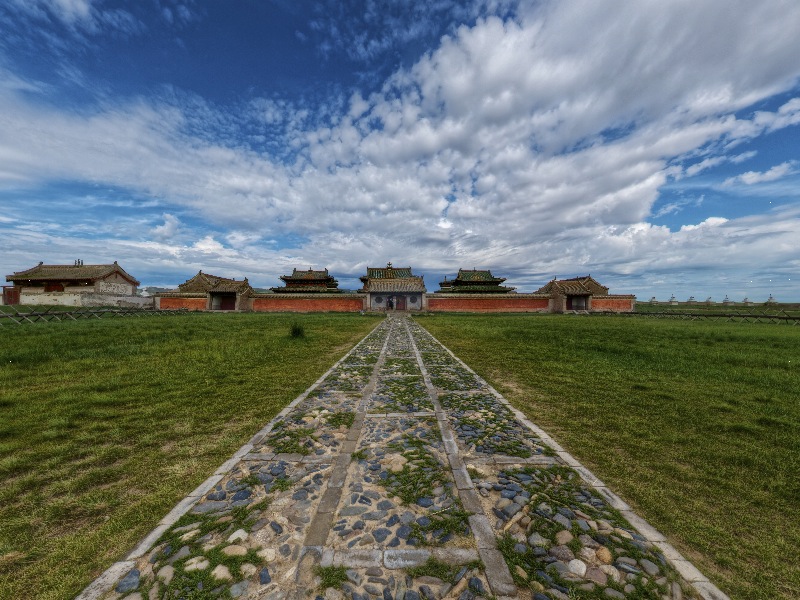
[80,315,727,600]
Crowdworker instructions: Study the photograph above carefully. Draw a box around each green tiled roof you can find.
[365,263,413,278]
[359,263,426,292]
[456,269,501,282]
[437,268,514,293]
[282,268,332,280]
[366,277,426,292]
[274,267,341,292]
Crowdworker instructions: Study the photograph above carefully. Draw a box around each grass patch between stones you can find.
[324,411,355,429]
[315,565,349,590]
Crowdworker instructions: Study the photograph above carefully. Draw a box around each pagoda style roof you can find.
[272,268,342,293]
[6,261,140,286]
[367,278,426,293]
[174,271,252,294]
[359,262,426,293]
[281,268,332,281]
[535,276,609,296]
[437,268,515,293]
[363,263,414,279]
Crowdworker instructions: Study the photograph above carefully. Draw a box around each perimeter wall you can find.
[426,294,550,313]
[157,297,207,311]
[251,295,365,312]
[153,293,635,313]
[590,296,637,312]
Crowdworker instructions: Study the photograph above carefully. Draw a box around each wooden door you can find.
[2,287,20,305]
[220,295,236,310]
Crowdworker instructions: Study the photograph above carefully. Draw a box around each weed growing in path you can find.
[315,565,349,590]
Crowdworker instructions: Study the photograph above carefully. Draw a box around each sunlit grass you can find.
[0,312,381,600]
[417,313,800,600]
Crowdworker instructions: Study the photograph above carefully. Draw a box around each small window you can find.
[409,295,418,303]
[374,296,383,304]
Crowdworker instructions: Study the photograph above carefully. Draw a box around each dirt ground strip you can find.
[91,315,721,600]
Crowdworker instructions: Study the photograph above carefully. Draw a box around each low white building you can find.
[4,261,151,307]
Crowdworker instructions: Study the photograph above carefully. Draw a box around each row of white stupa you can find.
[649,295,778,304]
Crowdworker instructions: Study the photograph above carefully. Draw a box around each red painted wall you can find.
[427,296,550,312]
[251,296,365,313]
[591,297,636,312]
[159,297,207,311]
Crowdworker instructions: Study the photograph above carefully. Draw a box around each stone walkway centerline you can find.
[79,315,728,600]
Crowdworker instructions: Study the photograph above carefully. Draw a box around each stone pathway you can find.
[79,315,728,600]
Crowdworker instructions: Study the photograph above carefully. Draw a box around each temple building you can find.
[271,268,342,293]
[359,262,426,311]
[4,260,144,306]
[156,271,253,311]
[437,268,515,294]
[535,275,610,312]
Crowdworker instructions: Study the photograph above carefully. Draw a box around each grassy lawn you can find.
[0,312,381,600]
[416,313,799,600]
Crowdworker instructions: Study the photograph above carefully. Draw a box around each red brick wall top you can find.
[252,296,364,313]
[159,297,206,311]
[428,295,549,313]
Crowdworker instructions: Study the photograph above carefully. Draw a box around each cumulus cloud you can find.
[193,235,225,253]
[2,0,800,298]
[723,161,798,186]
[151,214,181,241]
[679,217,729,232]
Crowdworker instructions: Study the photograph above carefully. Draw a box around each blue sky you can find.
[1,0,799,301]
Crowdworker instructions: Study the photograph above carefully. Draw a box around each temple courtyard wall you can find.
[156,296,208,311]
[591,296,637,312]
[155,293,635,313]
[251,294,365,313]
[426,293,550,312]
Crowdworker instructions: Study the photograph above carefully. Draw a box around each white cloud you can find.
[2,0,800,299]
[192,235,225,253]
[653,195,704,219]
[42,0,93,25]
[731,151,758,164]
[7,0,142,36]
[723,161,798,186]
[151,213,181,241]
[679,217,729,232]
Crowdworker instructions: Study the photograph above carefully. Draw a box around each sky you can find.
[1,0,800,301]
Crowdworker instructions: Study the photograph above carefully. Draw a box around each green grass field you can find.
[0,313,381,600]
[416,313,800,600]
[2,312,798,599]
